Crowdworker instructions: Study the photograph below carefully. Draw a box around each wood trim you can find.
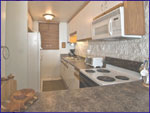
[61,61,68,68]
[68,1,90,23]
[70,31,77,36]
[74,72,80,80]
[28,27,33,32]
[28,10,34,21]
[93,3,124,20]
[77,37,92,41]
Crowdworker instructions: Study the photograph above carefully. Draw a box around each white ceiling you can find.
[28,1,88,22]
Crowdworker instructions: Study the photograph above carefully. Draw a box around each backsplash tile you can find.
[105,57,142,72]
[75,41,88,57]
[75,1,149,62]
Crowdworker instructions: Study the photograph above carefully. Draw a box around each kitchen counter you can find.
[61,55,92,71]
[26,81,149,112]
[26,55,149,112]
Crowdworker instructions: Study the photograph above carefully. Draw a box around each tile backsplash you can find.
[75,1,149,62]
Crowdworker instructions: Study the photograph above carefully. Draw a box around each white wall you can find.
[40,50,60,79]
[59,23,70,54]
[5,1,28,89]
[1,1,6,77]
[38,22,70,79]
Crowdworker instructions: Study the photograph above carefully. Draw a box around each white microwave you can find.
[92,7,142,40]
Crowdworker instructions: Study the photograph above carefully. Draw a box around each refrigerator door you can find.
[28,32,40,92]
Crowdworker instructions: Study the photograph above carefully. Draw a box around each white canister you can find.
[140,68,149,84]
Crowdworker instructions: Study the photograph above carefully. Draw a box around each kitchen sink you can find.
[64,57,82,61]
[65,57,75,60]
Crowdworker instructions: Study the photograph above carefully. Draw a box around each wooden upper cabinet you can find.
[124,1,145,35]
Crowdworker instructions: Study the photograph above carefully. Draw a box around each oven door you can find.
[80,72,99,88]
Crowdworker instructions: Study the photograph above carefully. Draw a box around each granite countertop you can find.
[26,55,149,112]
[61,55,92,71]
[27,81,149,112]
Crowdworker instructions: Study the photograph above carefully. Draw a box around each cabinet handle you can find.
[108,19,112,36]
[74,72,80,80]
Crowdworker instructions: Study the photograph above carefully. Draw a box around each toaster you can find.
[85,57,103,67]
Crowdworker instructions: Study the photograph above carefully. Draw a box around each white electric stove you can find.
[80,64,142,86]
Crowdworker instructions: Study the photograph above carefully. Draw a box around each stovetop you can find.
[80,64,142,86]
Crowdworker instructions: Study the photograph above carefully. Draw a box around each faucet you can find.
[140,59,149,85]
[139,59,149,71]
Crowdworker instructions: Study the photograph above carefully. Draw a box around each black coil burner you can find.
[97,76,115,82]
[115,76,129,80]
[97,69,110,73]
[85,70,95,73]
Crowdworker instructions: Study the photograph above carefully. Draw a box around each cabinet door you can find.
[60,61,67,83]
[67,64,80,89]
[61,61,80,89]
[61,61,70,87]
[66,64,74,89]
[68,18,78,36]
[68,22,73,35]
[124,1,145,35]
[60,62,64,77]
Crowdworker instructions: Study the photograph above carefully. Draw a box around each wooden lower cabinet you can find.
[1,79,17,103]
[60,60,79,89]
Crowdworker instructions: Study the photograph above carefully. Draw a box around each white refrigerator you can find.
[27,32,41,92]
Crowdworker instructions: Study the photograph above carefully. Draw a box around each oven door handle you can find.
[80,75,90,86]
[80,73,99,88]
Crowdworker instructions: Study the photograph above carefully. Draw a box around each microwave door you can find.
[111,15,122,37]
[92,18,110,40]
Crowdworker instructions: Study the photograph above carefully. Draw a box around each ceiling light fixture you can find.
[43,14,55,20]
